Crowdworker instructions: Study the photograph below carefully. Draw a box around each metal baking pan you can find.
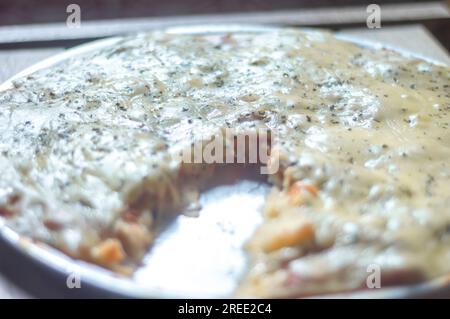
[0,24,449,298]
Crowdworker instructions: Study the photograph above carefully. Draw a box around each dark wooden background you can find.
[0,0,448,51]
[0,0,430,25]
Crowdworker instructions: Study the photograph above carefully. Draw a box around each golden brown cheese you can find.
[0,29,449,296]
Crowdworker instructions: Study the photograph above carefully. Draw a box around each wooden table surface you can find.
[0,2,449,298]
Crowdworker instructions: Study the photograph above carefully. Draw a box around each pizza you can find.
[0,28,449,297]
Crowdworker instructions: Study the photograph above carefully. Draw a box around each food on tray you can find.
[0,29,449,297]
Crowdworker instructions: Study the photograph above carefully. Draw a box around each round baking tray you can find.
[0,24,449,299]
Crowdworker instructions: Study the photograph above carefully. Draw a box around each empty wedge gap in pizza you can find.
[109,129,277,269]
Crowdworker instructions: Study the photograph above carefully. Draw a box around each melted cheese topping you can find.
[0,29,449,296]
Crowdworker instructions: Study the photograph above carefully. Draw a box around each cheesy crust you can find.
[0,29,449,297]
